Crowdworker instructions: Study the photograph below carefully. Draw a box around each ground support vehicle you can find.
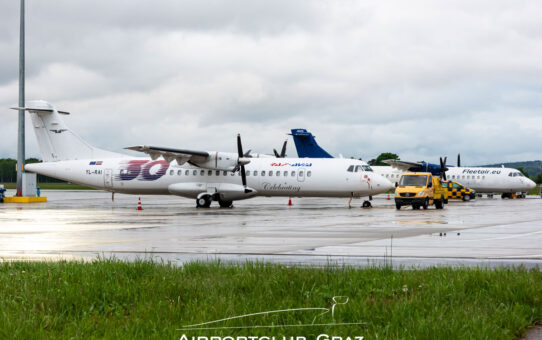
[395,173,447,210]
[442,180,476,201]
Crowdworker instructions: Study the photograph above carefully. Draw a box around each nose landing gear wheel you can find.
[196,195,212,208]
[362,201,372,208]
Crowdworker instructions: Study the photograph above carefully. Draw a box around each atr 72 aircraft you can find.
[290,129,536,198]
[17,101,394,208]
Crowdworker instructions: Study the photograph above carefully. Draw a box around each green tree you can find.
[368,152,400,166]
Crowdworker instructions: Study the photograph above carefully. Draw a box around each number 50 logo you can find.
[117,160,170,181]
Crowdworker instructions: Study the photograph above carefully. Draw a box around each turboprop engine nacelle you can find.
[192,152,250,171]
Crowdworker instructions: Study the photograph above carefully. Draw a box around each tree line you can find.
[0,158,64,183]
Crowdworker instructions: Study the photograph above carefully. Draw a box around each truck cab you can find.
[395,173,447,210]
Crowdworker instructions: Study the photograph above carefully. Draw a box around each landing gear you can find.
[362,201,372,208]
[487,193,494,198]
[501,193,511,199]
[218,200,233,208]
[196,195,212,208]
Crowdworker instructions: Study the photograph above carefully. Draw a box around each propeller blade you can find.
[442,171,447,181]
[457,153,461,167]
[237,134,243,158]
[237,134,250,193]
[280,140,287,157]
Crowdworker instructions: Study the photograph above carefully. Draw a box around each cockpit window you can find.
[347,165,354,172]
[362,165,373,172]
[355,165,363,172]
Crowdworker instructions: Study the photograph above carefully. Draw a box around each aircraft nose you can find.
[376,175,394,191]
[526,178,536,190]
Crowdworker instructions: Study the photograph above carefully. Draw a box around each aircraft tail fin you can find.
[13,100,123,162]
[289,129,334,158]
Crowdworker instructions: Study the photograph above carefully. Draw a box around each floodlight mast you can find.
[16,0,25,196]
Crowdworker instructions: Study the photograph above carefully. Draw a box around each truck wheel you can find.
[412,204,419,210]
[463,195,471,202]
[422,198,429,210]
[435,199,443,209]
[395,203,401,210]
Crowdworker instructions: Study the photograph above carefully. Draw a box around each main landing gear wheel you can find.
[218,200,233,208]
[362,201,372,208]
[196,195,212,208]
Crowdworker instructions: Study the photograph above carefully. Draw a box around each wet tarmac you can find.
[1,190,541,268]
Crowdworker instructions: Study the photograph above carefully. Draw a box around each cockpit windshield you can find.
[348,164,372,172]
[362,165,373,172]
[509,172,525,177]
[399,175,429,187]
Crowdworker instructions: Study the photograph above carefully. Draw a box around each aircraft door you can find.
[104,169,114,188]
[296,168,306,182]
[359,166,371,190]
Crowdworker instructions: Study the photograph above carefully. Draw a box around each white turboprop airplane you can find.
[17,100,394,208]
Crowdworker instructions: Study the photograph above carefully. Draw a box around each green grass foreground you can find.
[0,260,540,339]
[2,182,94,190]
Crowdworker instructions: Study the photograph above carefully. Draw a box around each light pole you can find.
[16,0,25,197]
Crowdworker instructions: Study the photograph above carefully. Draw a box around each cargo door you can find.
[104,169,113,188]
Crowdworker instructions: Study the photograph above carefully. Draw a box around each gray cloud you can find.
[1,0,542,165]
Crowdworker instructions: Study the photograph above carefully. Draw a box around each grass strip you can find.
[1,182,95,190]
[0,260,540,339]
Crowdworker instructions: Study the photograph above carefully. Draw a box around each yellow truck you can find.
[395,172,448,210]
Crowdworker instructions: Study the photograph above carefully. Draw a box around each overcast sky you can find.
[1,0,542,165]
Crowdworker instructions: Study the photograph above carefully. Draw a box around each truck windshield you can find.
[399,175,428,187]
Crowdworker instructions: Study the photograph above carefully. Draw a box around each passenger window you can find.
[169,170,174,176]
[223,171,228,176]
[291,171,296,177]
[216,170,220,176]
[269,171,273,176]
[200,170,205,176]
[284,171,288,177]
[261,171,265,176]
[208,170,212,176]
[246,171,250,176]
[192,170,197,176]
[307,171,312,177]
[185,170,189,176]
[347,165,354,172]
[253,170,258,176]
[276,171,280,177]
[299,171,304,177]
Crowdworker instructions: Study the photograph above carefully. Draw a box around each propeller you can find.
[273,140,288,158]
[457,153,461,167]
[237,134,251,193]
[439,156,449,181]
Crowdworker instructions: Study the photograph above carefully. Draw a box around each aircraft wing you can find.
[125,145,209,165]
[382,159,424,172]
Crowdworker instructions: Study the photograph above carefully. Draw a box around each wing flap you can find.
[125,145,210,164]
[382,159,423,171]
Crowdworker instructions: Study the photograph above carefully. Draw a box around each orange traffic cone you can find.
[137,197,143,211]
[288,197,292,206]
